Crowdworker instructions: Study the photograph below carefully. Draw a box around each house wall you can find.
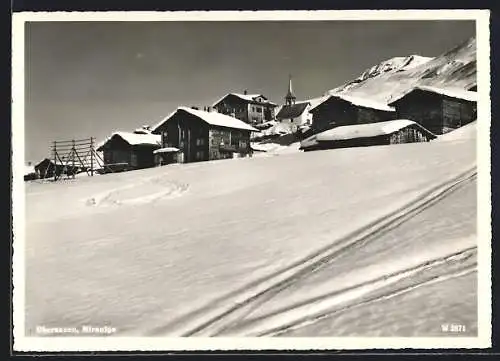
[393,91,476,135]
[208,127,251,160]
[357,108,396,124]
[160,112,210,163]
[311,99,395,132]
[388,125,434,144]
[311,100,357,132]
[248,103,266,124]
[442,98,477,133]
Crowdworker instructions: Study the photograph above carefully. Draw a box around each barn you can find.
[300,119,436,152]
[96,129,161,172]
[152,106,258,164]
[388,85,477,135]
[309,93,396,133]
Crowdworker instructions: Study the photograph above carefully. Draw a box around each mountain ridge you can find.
[327,36,476,104]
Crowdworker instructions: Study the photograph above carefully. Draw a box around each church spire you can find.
[285,74,296,106]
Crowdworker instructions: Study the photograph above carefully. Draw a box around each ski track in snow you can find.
[84,177,189,207]
[145,167,477,337]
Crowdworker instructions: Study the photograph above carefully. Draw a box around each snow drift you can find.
[24,134,477,337]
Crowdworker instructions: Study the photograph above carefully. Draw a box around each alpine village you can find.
[25,37,478,182]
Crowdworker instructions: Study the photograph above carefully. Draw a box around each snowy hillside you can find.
[332,55,433,94]
[328,37,476,104]
[25,132,477,337]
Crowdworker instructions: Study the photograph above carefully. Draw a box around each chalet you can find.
[151,106,258,164]
[212,91,277,125]
[96,127,161,172]
[300,119,436,152]
[309,93,396,133]
[388,85,477,134]
[34,158,81,179]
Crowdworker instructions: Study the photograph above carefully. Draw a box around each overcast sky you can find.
[24,20,475,161]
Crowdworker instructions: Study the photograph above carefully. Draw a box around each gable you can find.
[276,103,310,119]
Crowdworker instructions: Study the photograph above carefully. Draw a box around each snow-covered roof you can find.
[96,131,161,151]
[152,106,259,133]
[388,85,478,104]
[276,102,310,119]
[212,93,277,107]
[153,147,180,154]
[301,119,436,147]
[310,93,395,112]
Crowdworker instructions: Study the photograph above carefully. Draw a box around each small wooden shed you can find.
[34,158,81,179]
[96,129,161,171]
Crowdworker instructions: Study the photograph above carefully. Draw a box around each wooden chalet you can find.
[309,94,396,133]
[96,128,161,172]
[300,119,436,152]
[151,106,258,164]
[212,91,277,125]
[388,85,477,135]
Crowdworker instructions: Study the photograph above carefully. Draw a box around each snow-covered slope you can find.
[24,136,477,337]
[329,37,476,104]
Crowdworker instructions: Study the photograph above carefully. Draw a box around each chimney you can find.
[191,106,199,110]
[243,90,248,95]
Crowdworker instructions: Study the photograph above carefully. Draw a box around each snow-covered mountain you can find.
[328,37,476,104]
[332,55,433,94]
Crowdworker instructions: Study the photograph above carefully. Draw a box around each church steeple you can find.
[285,74,296,106]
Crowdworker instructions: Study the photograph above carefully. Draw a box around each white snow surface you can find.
[389,85,478,105]
[436,121,477,142]
[153,147,180,154]
[25,136,477,337]
[311,93,395,112]
[153,106,259,133]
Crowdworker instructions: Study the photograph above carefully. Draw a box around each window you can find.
[239,140,247,149]
[196,138,205,146]
[196,151,204,160]
[130,153,138,167]
[256,107,262,113]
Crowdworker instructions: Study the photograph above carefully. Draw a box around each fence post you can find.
[90,137,94,177]
[53,141,57,181]
[72,139,76,179]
